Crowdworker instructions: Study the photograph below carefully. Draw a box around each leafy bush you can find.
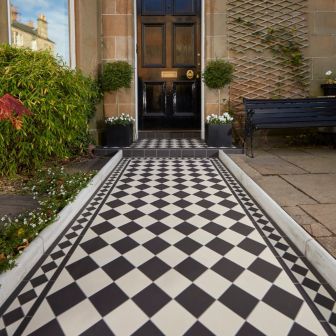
[0,166,95,273]
[101,61,133,92]
[203,59,234,89]
[0,45,101,176]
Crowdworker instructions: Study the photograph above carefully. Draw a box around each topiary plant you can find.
[202,59,234,89]
[0,44,101,176]
[101,61,133,92]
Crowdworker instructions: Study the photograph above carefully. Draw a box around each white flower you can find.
[326,70,332,76]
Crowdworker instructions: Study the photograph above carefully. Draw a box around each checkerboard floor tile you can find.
[131,138,208,149]
[0,158,335,336]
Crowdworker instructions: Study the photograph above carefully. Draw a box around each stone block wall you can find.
[306,0,336,95]
[101,0,135,120]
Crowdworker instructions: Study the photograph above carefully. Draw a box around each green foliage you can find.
[0,45,101,176]
[202,60,234,89]
[101,61,133,92]
[0,166,95,273]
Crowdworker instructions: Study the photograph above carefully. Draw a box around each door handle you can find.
[186,69,194,80]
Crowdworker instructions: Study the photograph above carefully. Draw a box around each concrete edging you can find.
[219,151,336,292]
[0,151,123,305]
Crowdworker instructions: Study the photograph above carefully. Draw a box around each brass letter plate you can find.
[161,71,177,78]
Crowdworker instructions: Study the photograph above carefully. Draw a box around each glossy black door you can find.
[137,0,201,130]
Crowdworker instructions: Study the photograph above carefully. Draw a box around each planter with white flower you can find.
[105,114,134,147]
[321,70,336,96]
[205,113,234,147]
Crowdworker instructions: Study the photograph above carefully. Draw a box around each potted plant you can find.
[105,113,135,147]
[100,61,134,146]
[205,112,234,147]
[321,70,336,96]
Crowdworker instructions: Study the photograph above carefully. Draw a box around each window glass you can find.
[10,0,70,64]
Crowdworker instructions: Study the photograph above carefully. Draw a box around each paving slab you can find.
[301,204,336,235]
[317,237,336,258]
[280,156,336,174]
[256,176,317,207]
[282,174,336,204]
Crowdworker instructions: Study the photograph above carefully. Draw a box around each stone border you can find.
[219,151,336,292]
[0,151,123,304]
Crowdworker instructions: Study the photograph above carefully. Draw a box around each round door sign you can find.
[186,69,194,79]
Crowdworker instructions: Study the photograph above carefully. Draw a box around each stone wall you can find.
[101,0,135,120]
[307,0,336,95]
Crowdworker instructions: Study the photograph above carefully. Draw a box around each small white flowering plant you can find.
[105,113,135,126]
[325,70,336,84]
[206,112,233,125]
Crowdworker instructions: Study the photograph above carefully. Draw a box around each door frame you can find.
[132,0,205,140]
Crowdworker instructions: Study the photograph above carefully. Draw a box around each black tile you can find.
[91,221,115,235]
[65,231,78,240]
[59,241,72,249]
[157,149,170,157]
[133,149,145,157]
[224,210,245,221]
[131,321,164,336]
[198,210,219,221]
[248,258,282,282]
[212,258,244,282]
[302,277,320,292]
[152,199,170,209]
[181,149,195,158]
[330,312,336,326]
[90,284,128,316]
[291,264,308,277]
[3,307,24,326]
[106,199,125,208]
[80,237,108,254]
[218,199,237,209]
[66,256,99,280]
[184,322,215,336]
[139,257,170,280]
[288,323,317,336]
[133,284,171,317]
[47,283,86,316]
[119,222,142,235]
[263,285,303,319]
[50,250,65,261]
[175,209,195,220]
[145,149,157,158]
[143,237,170,254]
[175,237,202,255]
[206,238,234,256]
[28,319,64,336]
[238,238,266,256]
[150,210,170,220]
[124,209,146,221]
[175,257,207,281]
[219,285,258,319]
[237,322,265,336]
[18,289,37,305]
[41,261,58,273]
[176,284,214,318]
[203,223,226,236]
[229,222,254,236]
[195,150,207,158]
[80,320,115,336]
[175,222,198,235]
[314,293,335,310]
[129,199,147,208]
[147,222,170,235]
[112,237,138,254]
[31,274,48,288]
[100,209,121,220]
[170,149,181,158]
[103,256,134,280]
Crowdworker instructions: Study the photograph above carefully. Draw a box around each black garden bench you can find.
[243,97,336,157]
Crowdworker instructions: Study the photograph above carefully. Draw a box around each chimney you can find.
[37,14,48,39]
[11,5,19,22]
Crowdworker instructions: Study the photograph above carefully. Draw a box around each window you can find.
[9,0,72,65]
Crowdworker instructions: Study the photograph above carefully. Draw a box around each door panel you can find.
[138,0,201,130]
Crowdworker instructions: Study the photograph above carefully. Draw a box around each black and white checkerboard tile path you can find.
[0,158,335,336]
[131,138,208,149]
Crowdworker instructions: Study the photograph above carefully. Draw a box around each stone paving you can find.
[229,148,336,258]
[0,157,335,335]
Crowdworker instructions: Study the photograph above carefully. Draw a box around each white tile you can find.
[123,245,154,267]
[100,228,127,244]
[130,229,156,244]
[48,270,74,295]
[155,270,191,298]
[199,301,244,335]
[138,204,159,215]
[191,246,222,268]
[189,230,214,245]
[116,269,151,297]
[159,229,185,245]
[77,269,112,297]
[187,215,211,228]
[114,204,136,215]
[161,215,183,228]
[157,246,188,267]
[195,270,231,299]
[152,301,195,335]
[217,229,246,245]
[104,300,147,336]
[58,299,101,335]
[224,247,257,269]
[133,215,157,227]
[90,245,121,267]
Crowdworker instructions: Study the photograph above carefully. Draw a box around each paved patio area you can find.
[229,148,336,258]
[0,157,335,335]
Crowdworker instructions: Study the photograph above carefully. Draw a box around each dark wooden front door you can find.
[137,0,201,130]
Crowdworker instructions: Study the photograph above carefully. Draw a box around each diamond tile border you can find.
[212,158,336,335]
[131,139,208,149]
[0,159,130,335]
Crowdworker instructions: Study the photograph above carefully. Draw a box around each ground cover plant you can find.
[0,166,95,273]
[0,45,101,176]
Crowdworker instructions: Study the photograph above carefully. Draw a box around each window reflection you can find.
[10,1,70,64]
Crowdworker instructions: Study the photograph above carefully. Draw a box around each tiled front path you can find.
[1,158,335,335]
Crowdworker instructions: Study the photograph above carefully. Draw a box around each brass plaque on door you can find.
[161,71,178,78]
[186,69,194,79]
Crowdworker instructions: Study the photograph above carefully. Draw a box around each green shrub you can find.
[203,59,234,89]
[0,45,101,176]
[101,61,133,92]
